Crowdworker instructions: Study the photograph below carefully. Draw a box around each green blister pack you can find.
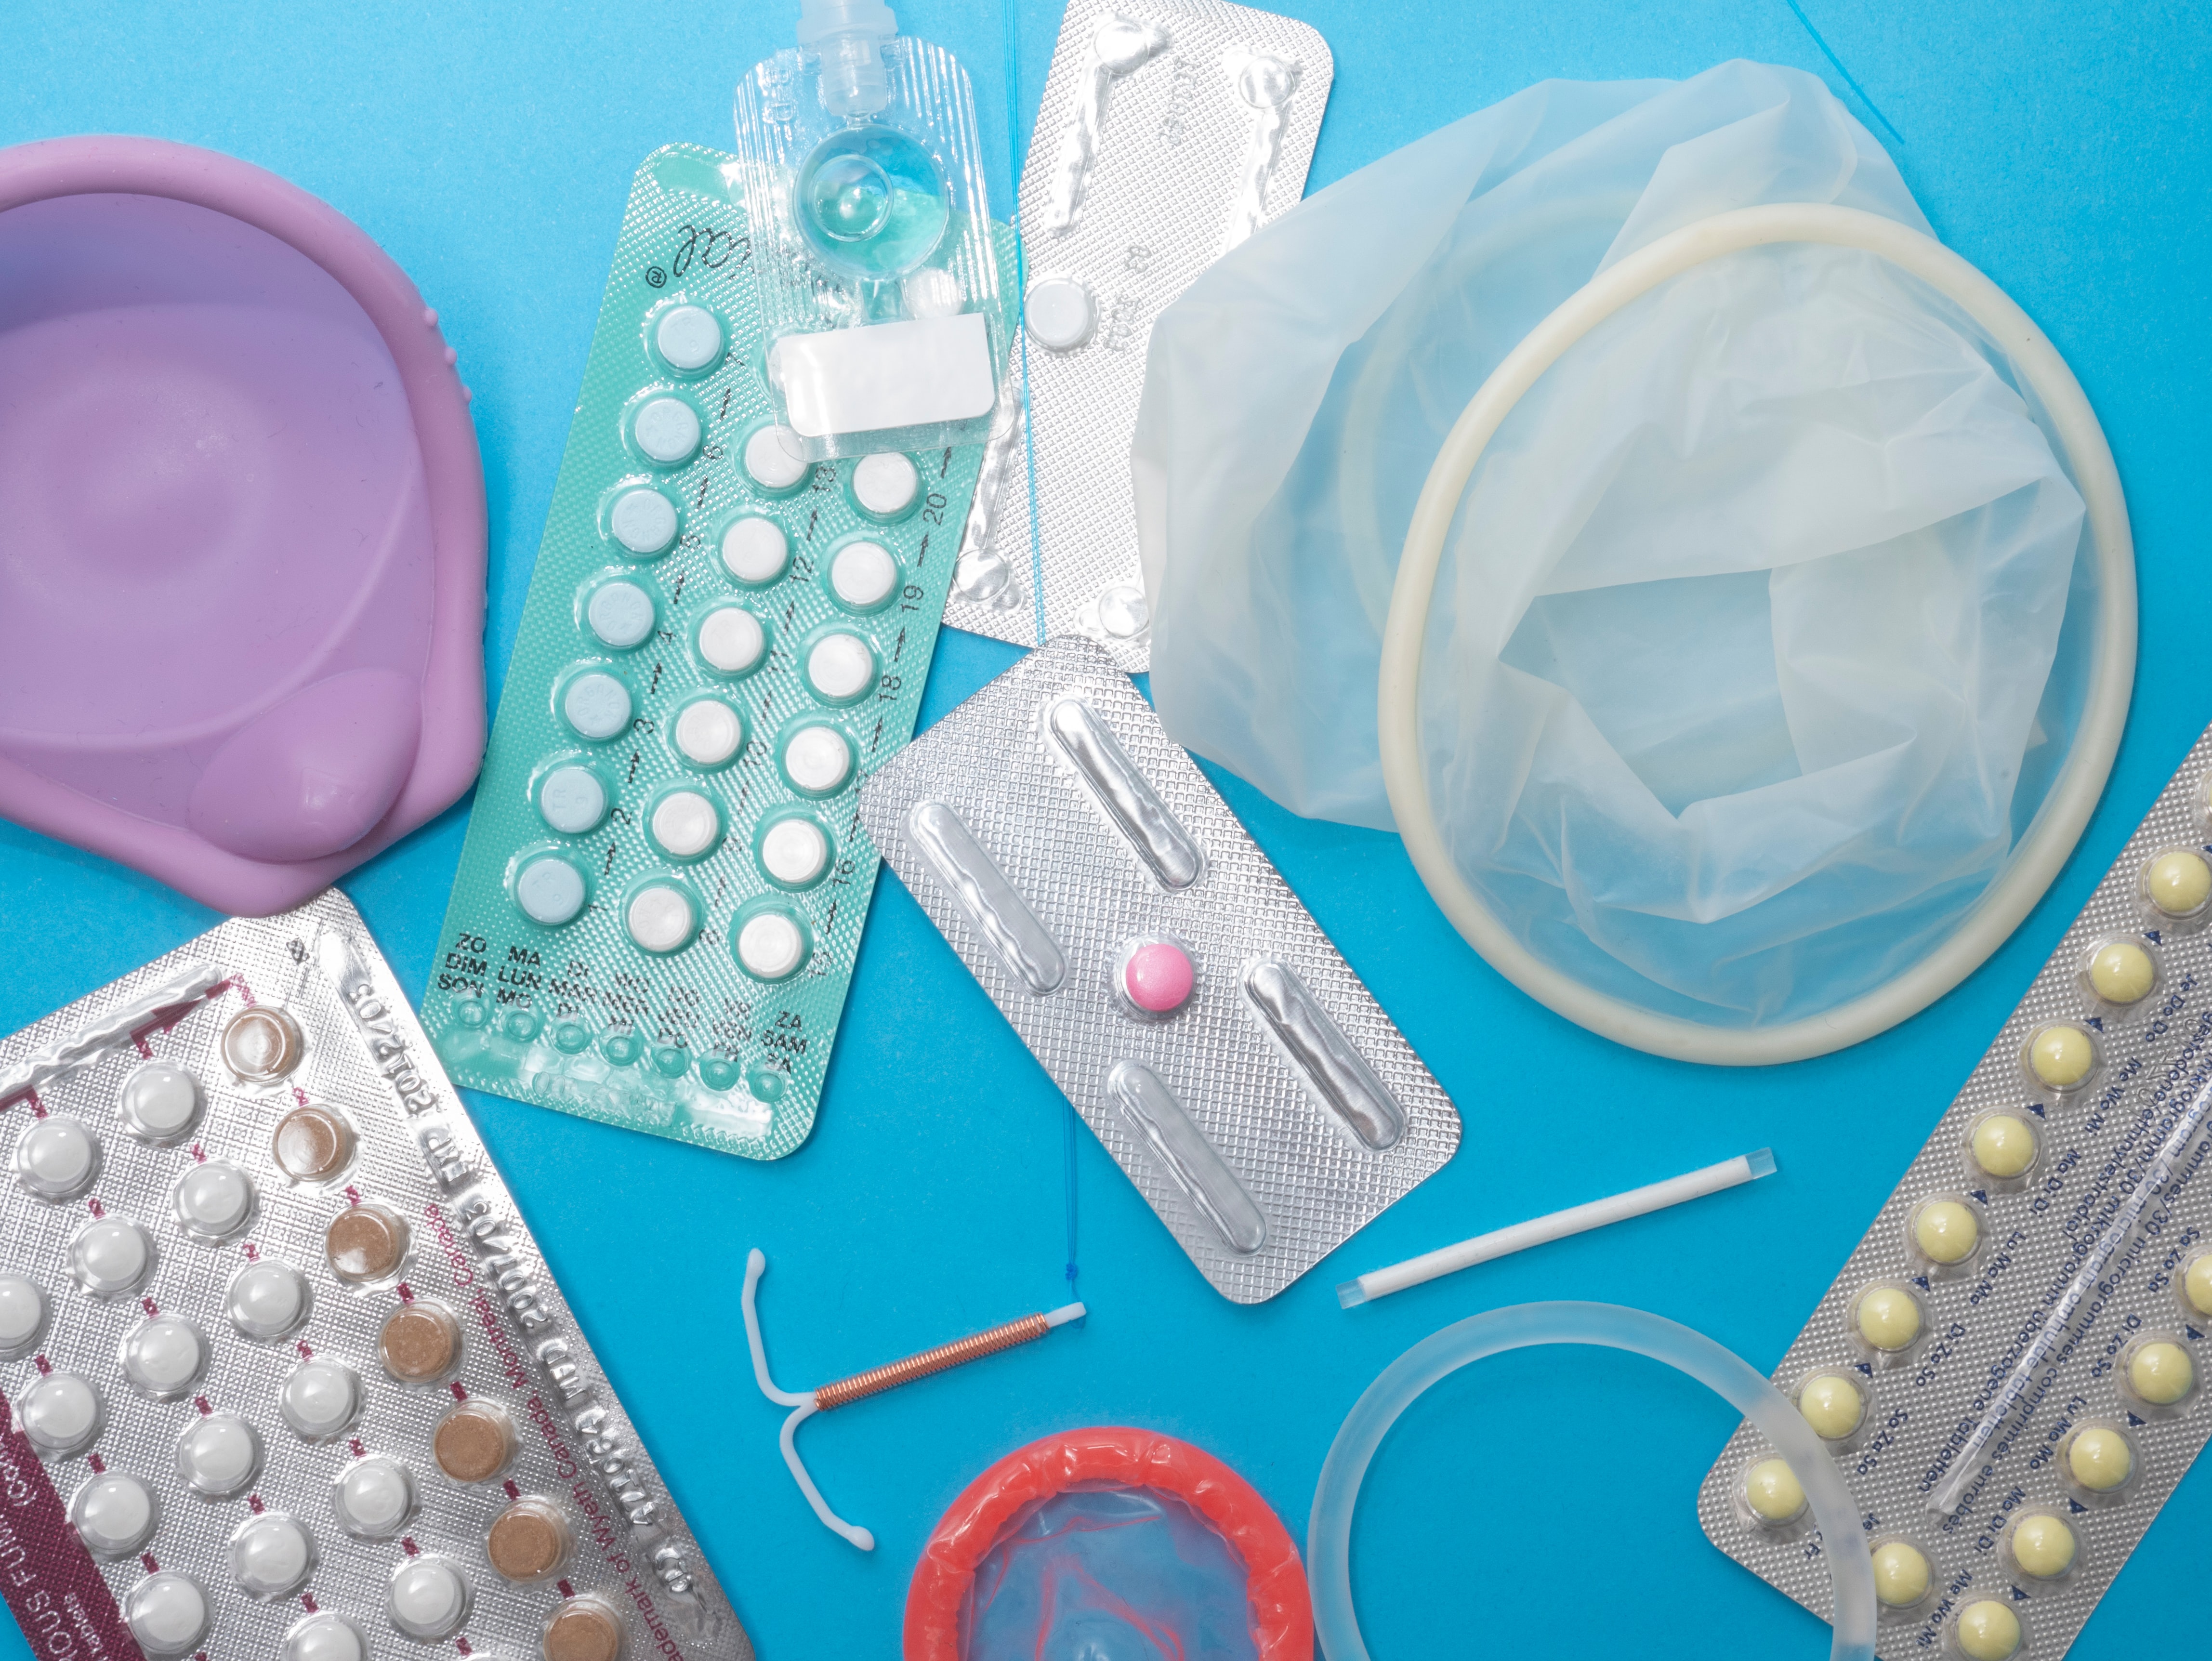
[425,145,1010,1159]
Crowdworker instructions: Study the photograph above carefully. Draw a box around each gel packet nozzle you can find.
[735,1,1003,459]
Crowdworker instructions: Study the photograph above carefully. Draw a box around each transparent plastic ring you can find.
[1307,1302,1875,1661]
[1378,203,2135,1066]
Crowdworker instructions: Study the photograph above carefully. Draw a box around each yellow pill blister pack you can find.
[1700,738,2212,1659]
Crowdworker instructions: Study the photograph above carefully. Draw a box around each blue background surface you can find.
[4,1,2208,1656]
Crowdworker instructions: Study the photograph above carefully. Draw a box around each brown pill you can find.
[434,1400,517,1483]
[379,1301,461,1383]
[272,1105,355,1182]
[327,1203,409,1284]
[488,1497,571,1582]
[222,1006,304,1082]
[543,1597,624,1661]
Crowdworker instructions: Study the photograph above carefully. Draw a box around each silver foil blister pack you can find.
[945,0,1331,671]
[857,638,1459,1303]
[0,891,750,1661]
[1699,737,2212,1659]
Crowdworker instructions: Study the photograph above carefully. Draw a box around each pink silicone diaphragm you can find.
[1123,942,1195,1014]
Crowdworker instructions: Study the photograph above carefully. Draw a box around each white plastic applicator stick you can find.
[1339,1148,1776,1307]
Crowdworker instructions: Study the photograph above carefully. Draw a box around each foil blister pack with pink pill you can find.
[1699,732,2212,1660]
[944,0,1331,671]
[857,637,1459,1303]
[0,890,752,1661]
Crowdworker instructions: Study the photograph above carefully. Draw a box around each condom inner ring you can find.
[1307,1302,1875,1661]
[904,1425,1312,1660]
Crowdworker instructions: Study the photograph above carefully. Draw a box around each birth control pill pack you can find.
[945,0,1330,672]
[425,147,1013,1160]
[1700,736,2212,1660]
[857,637,1459,1303]
[0,891,750,1661]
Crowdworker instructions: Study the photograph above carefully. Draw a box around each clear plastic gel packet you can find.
[0,890,751,1661]
[946,0,1331,671]
[1700,731,2212,1660]
[857,637,1460,1303]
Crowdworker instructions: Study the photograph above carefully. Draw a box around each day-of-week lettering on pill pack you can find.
[858,637,1460,1304]
[1700,729,2212,1660]
[0,890,751,1661]
[424,147,1014,1160]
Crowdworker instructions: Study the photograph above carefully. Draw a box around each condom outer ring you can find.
[1308,1302,1874,1661]
[904,1424,1313,1660]
[0,136,487,917]
[1377,203,2136,1066]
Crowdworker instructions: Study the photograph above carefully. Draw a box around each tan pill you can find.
[1956,1600,2021,1661]
[434,1400,517,1484]
[326,1204,409,1284]
[488,1497,571,1582]
[1744,1457,1805,1523]
[273,1105,355,1182]
[543,1596,624,1661]
[1870,1540,1930,1608]
[1797,1374,1863,1440]
[2009,1511,2075,1579]
[379,1301,460,1384]
[1970,1113,2037,1179]
[222,1006,304,1082]
[1913,1199,1979,1265]
[2066,1425,2132,1492]
[2086,939,2154,1003]
[1856,1284,1922,1352]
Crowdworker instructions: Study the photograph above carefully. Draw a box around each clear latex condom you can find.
[1307,1303,1874,1661]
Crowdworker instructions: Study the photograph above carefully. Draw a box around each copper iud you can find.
[742,1249,1083,1550]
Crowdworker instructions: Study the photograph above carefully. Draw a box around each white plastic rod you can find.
[1339,1148,1776,1307]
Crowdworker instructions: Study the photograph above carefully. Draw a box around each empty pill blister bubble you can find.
[830,540,898,609]
[118,1060,201,1143]
[673,698,746,768]
[540,765,609,834]
[0,1274,48,1358]
[783,723,853,796]
[121,1316,208,1398]
[1742,1457,1804,1525]
[231,1513,315,1598]
[2065,1424,2133,1492]
[272,1104,356,1182]
[515,855,588,926]
[489,1496,572,1582]
[607,486,678,555]
[544,1595,626,1661]
[72,1472,157,1556]
[1954,1601,2021,1661]
[586,580,657,649]
[650,791,723,860]
[720,514,789,584]
[126,1573,209,1657]
[20,1371,103,1456]
[388,1556,471,1640]
[736,910,809,981]
[14,1115,98,1200]
[2086,937,2156,1004]
[851,451,920,518]
[1869,1540,1929,1608]
[742,424,809,492]
[1854,1283,1922,1353]
[173,1160,254,1240]
[226,1259,310,1340]
[631,395,700,465]
[334,1456,415,1538]
[2125,1338,2193,1405]
[2026,1022,2095,1089]
[176,1411,261,1498]
[806,631,877,701]
[1968,1111,2038,1179]
[1795,1373,1863,1440]
[625,882,698,953]
[279,1359,360,1441]
[563,671,634,740]
[434,1400,518,1483]
[379,1300,461,1384]
[287,1614,368,1661]
[2145,847,2212,916]
[758,816,830,888]
[697,605,766,675]
[1911,1197,1979,1266]
[71,1217,153,1296]
[654,304,724,372]
[222,1005,303,1083]
[2007,1512,2077,1579]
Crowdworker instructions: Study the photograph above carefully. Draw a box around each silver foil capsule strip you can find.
[859,637,1458,1303]
[908,800,1070,994]
[1047,697,1203,889]
[943,0,1332,671]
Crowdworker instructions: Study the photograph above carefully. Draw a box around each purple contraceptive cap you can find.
[0,136,487,916]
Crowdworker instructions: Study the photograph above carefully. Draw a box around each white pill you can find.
[286,1614,367,1661]
[388,1557,470,1639]
[279,1360,360,1441]
[121,1317,207,1398]
[539,766,608,834]
[334,1457,413,1538]
[607,487,677,555]
[118,1061,201,1143]
[1097,583,1150,639]
[0,1275,47,1357]
[721,515,790,584]
[1025,274,1096,350]
[563,671,632,740]
[177,1413,261,1497]
[744,424,810,491]
[902,265,962,318]
[126,1573,208,1656]
[852,451,920,517]
[737,913,808,980]
[232,1513,315,1598]
[16,1117,98,1199]
[698,606,766,674]
[651,791,722,859]
[830,540,898,609]
[173,1160,254,1240]
[761,818,830,887]
[673,700,744,767]
[625,884,697,954]
[73,1472,156,1556]
[226,1260,309,1340]
[587,580,657,649]
[656,304,724,370]
[783,724,852,795]
[632,396,701,464]
[516,858,586,926]
[71,1219,152,1296]
[807,632,876,701]
[20,1372,102,1455]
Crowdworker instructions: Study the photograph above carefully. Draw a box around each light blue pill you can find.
[587,581,656,649]
[608,488,677,554]
[539,766,607,834]
[563,672,632,740]
[515,858,585,925]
